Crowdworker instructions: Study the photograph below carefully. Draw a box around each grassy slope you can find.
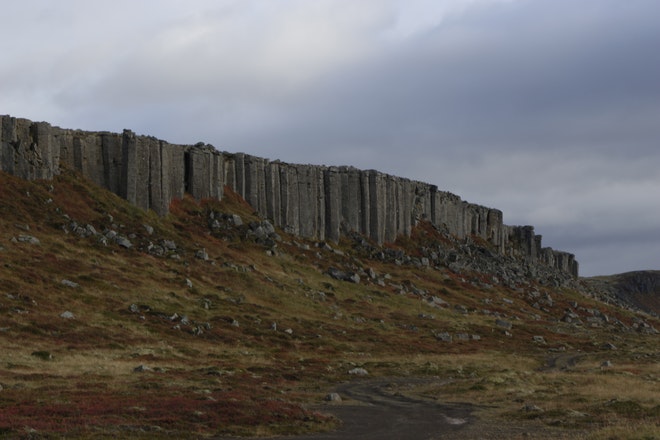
[0,170,658,439]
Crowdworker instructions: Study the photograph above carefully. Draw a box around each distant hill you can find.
[582,271,660,316]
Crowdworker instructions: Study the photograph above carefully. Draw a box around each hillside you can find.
[582,272,660,317]
[0,169,658,439]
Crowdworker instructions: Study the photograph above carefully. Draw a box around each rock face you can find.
[0,114,578,277]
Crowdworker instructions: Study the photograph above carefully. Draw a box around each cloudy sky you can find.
[2,0,659,276]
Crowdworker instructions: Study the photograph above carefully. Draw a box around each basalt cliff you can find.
[0,114,578,278]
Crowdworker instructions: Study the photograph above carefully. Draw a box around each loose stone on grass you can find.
[31,351,53,361]
[133,365,152,373]
[325,393,342,402]
[61,279,80,289]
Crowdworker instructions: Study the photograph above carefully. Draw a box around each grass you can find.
[0,169,658,438]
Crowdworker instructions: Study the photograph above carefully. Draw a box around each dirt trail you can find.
[218,375,587,439]
[228,377,474,440]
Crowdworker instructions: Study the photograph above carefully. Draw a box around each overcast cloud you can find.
[2,0,659,276]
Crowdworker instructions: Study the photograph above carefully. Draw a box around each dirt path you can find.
[308,377,473,440]
[231,377,474,440]
[218,376,585,440]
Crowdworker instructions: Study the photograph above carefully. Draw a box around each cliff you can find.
[0,114,578,277]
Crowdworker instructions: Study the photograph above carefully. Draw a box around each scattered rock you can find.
[495,319,513,330]
[325,393,342,402]
[115,236,133,249]
[567,410,590,418]
[601,360,613,368]
[14,223,30,231]
[348,367,369,376]
[561,310,581,324]
[229,214,243,226]
[60,311,75,319]
[133,365,152,373]
[61,279,80,289]
[523,404,544,412]
[185,279,193,289]
[31,351,53,361]
[601,342,617,350]
[533,336,546,344]
[434,332,453,343]
[425,296,448,308]
[143,224,154,235]
[162,240,177,251]
[326,267,360,284]
[16,235,40,245]
[454,305,469,314]
[195,248,209,261]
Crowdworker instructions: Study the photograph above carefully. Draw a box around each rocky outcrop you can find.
[0,114,578,277]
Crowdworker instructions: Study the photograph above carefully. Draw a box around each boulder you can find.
[133,365,152,373]
[16,235,40,245]
[325,393,342,402]
[435,332,453,343]
[115,236,133,249]
[61,279,80,289]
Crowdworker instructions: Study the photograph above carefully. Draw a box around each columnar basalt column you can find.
[367,170,385,243]
[101,133,123,195]
[339,167,362,234]
[296,165,325,240]
[280,163,300,236]
[264,161,280,224]
[244,154,267,215]
[324,166,342,242]
[0,115,580,278]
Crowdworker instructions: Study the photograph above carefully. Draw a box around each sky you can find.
[2,0,659,277]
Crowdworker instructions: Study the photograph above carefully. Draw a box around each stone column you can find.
[324,166,341,242]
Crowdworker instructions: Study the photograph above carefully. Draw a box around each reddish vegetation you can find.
[0,387,328,436]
